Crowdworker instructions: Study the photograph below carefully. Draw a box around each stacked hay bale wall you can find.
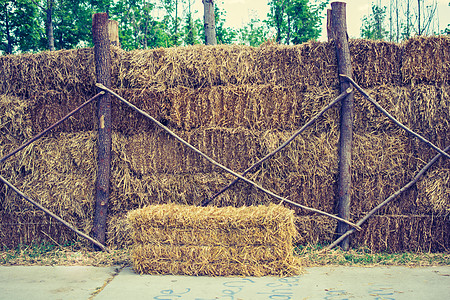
[0,37,449,252]
[127,204,301,276]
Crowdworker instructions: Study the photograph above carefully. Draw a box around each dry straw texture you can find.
[127,203,302,276]
[417,169,450,216]
[401,36,450,85]
[296,214,450,252]
[0,37,449,251]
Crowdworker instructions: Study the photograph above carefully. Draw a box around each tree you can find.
[287,0,326,44]
[268,0,327,45]
[214,3,236,44]
[444,2,450,35]
[0,0,41,54]
[268,0,286,43]
[162,0,182,46]
[361,4,388,40]
[238,17,270,47]
[182,0,202,45]
[109,0,173,50]
[29,0,57,50]
[386,0,440,42]
[203,0,217,44]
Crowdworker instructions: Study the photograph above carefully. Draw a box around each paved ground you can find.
[0,265,449,299]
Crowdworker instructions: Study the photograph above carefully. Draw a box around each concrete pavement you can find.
[1,265,449,299]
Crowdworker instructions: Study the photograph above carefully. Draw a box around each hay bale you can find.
[29,90,97,134]
[0,48,97,98]
[417,169,450,216]
[117,42,339,90]
[408,85,450,150]
[106,213,133,248]
[295,214,450,253]
[351,131,418,215]
[110,128,418,215]
[165,84,339,131]
[295,216,337,245]
[127,203,302,276]
[354,214,450,252]
[0,132,97,241]
[0,94,33,145]
[401,36,450,85]
[0,213,80,249]
[349,39,402,87]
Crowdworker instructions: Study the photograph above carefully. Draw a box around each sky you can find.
[190,0,450,41]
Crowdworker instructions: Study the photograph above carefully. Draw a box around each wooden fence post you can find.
[108,19,120,47]
[331,2,354,250]
[327,9,334,41]
[203,0,217,45]
[92,13,112,246]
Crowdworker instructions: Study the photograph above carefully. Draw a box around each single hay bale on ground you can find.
[127,203,302,276]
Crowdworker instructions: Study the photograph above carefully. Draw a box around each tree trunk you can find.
[108,19,120,47]
[4,3,13,54]
[417,0,421,35]
[92,13,112,247]
[327,9,334,41]
[173,0,179,45]
[46,0,55,51]
[396,0,399,42]
[406,0,410,38]
[287,14,291,45]
[331,1,354,251]
[203,0,217,45]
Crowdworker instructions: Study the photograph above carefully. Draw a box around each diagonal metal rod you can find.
[96,83,362,231]
[340,74,450,160]
[0,92,104,165]
[0,174,108,251]
[327,144,450,250]
[201,87,353,207]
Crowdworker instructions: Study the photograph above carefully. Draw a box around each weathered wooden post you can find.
[327,9,334,41]
[331,2,354,250]
[203,0,217,45]
[92,13,112,246]
[108,19,120,47]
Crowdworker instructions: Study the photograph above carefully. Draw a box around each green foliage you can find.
[0,0,41,54]
[214,3,236,44]
[238,18,270,47]
[267,0,327,44]
[361,4,388,40]
[52,0,95,49]
[183,12,196,45]
[0,0,327,53]
[110,0,171,50]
